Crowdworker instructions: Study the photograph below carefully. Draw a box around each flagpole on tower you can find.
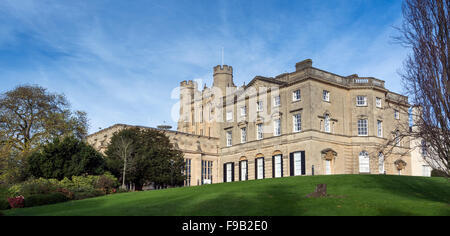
[221,47,224,66]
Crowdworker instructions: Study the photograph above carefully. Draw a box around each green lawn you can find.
[2,175,450,216]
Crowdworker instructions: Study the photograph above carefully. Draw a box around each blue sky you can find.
[0,0,409,134]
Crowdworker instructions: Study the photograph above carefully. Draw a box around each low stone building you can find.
[87,59,412,186]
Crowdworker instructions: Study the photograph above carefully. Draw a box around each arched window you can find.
[359,151,370,173]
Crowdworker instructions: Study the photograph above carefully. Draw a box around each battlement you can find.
[180,80,198,88]
[213,65,233,75]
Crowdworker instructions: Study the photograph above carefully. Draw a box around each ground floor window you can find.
[223,162,234,182]
[378,152,385,174]
[272,155,283,178]
[202,160,213,184]
[240,160,248,181]
[422,165,431,177]
[255,158,265,179]
[290,151,305,176]
[185,159,191,186]
[325,159,331,175]
[359,151,370,173]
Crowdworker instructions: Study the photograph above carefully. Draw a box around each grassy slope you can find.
[3,175,450,216]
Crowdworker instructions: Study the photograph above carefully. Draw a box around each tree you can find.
[26,136,106,180]
[104,128,138,190]
[0,85,88,153]
[396,0,449,176]
[105,128,185,190]
[137,129,185,189]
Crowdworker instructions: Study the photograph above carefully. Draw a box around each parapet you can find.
[180,80,198,88]
[295,59,313,71]
[213,65,233,75]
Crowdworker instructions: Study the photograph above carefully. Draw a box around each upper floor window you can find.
[376,97,382,108]
[323,90,330,102]
[357,119,368,136]
[377,120,383,137]
[257,101,264,112]
[293,114,302,132]
[226,131,232,147]
[241,127,247,143]
[240,106,246,117]
[273,95,281,107]
[324,114,331,133]
[394,130,401,146]
[356,96,367,106]
[292,90,301,101]
[274,119,281,136]
[394,109,400,119]
[257,123,264,140]
[226,111,233,121]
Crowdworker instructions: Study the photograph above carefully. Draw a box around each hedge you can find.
[24,192,69,208]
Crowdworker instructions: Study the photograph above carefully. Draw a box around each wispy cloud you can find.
[0,0,409,133]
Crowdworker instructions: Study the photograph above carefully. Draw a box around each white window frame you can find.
[324,114,331,133]
[241,161,248,181]
[293,114,301,132]
[226,111,233,121]
[376,97,382,108]
[356,96,367,106]
[240,106,246,117]
[378,152,385,174]
[293,152,302,176]
[226,131,232,147]
[394,109,400,120]
[292,90,301,101]
[377,120,383,137]
[257,101,263,112]
[273,119,281,136]
[257,123,264,140]
[240,127,247,144]
[273,95,281,107]
[274,155,282,178]
[323,90,330,102]
[359,151,370,173]
[357,119,368,136]
[226,163,232,182]
[256,158,264,179]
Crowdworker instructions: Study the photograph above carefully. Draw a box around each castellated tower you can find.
[178,80,197,134]
[213,65,235,95]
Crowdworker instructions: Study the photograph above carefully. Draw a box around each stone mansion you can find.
[87,59,412,186]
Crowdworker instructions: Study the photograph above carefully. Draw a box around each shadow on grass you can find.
[364,175,450,204]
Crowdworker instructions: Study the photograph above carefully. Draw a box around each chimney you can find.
[295,59,313,71]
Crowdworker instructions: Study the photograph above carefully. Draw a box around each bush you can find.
[431,169,447,177]
[24,192,68,208]
[10,178,60,197]
[95,172,119,193]
[0,199,10,210]
[73,189,105,200]
[8,196,24,208]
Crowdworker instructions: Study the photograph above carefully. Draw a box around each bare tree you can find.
[395,0,449,176]
[117,135,134,190]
